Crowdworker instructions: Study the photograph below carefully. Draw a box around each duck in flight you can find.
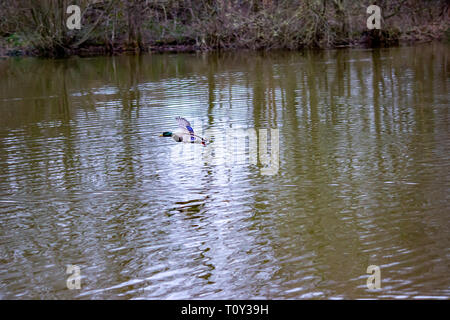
[159,117,208,146]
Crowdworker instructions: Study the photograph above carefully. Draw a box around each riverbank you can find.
[0,0,449,58]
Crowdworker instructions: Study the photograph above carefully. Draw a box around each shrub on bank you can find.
[0,0,448,57]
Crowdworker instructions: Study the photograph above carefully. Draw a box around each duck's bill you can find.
[158,134,163,137]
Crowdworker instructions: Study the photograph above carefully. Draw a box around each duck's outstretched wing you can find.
[175,116,192,130]
[175,116,195,141]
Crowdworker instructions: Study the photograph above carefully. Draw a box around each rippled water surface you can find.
[0,43,449,299]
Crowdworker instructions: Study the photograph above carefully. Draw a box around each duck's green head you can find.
[159,131,172,137]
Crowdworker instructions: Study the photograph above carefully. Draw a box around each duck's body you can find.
[160,117,208,146]
[170,129,204,144]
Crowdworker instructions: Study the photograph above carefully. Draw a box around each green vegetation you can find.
[0,0,448,57]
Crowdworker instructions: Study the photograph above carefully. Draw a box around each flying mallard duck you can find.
[159,117,209,146]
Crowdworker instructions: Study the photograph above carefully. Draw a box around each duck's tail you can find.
[191,133,212,146]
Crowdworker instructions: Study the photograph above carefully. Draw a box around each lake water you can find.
[0,43,448,299]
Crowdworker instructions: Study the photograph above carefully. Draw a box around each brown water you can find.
[0,43,449,299]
